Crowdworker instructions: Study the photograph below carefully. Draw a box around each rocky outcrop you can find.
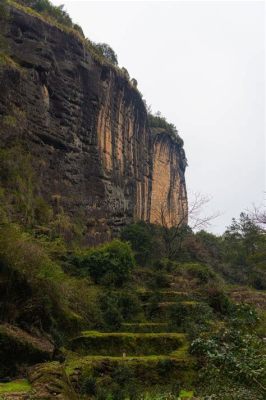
[0,4,187,242]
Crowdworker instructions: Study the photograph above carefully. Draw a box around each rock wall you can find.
[0,5,187,242]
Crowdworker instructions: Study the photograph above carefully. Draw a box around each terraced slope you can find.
[62,287,196,394]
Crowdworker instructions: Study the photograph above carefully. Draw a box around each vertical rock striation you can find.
[150,131,187,227]
[0,5,187,242]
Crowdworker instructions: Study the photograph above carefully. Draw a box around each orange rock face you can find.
[150,134,188,227]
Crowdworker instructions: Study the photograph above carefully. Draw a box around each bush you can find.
[204,287,233,315]
[0,224,65,332]
[179,262,217,284]
[118,290,142,321]
[191,328,265,399]
[121,222,153,266]
[99,292,123,330]
[80,374,97,396]
[80,240,135,286]
[148,112,183,146]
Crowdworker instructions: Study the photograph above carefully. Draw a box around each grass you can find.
[0,379,31,394]
[8,0,77,36]
[179,390,194,399]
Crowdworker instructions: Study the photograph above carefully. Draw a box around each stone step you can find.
[137,289,191,303]
[143,300,199,321]
[121,322,168,333]
[70,331,187,357]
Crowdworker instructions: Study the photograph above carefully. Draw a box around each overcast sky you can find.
[51,0,265,234]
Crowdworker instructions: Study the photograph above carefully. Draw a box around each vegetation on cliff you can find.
[148,112,184,147]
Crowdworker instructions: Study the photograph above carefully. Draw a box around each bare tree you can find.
[156,192,220,259]
[188,192,220,231]
[250,205,266,230]
[247,193,266,230]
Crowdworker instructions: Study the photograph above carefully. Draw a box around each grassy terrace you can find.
[65,353,195,386]
[70,331,187,356]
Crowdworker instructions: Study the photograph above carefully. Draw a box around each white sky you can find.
[51,0,266,234]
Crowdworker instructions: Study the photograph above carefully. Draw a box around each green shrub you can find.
[80,374,97,396]
[153,258,176,272]
[121,222,153,266]
[99,292,123,330]
[0,224,94,337]
[0,224,65,332]
[180,263,216,283]
[118,290,142,321]
[168,302,214,337]
[191,328,265,399]
[147,270,171,290]
[80,240,135,286]
[204,287,233,315]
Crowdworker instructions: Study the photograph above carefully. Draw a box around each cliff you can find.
[0,3,187,242]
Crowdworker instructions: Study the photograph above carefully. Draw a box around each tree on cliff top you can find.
[93,42,118,66]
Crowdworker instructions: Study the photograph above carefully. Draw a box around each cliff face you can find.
[150,132,187,227]
[0,6,187,242]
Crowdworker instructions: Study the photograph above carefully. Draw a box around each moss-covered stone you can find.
[28,362,78,399]
[0,324,54,378]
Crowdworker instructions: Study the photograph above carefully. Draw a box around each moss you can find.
[179,389,194,399]
[2,115,17,127]
[70,331,186,356]
[0,53,21,69]
[121,322,168,333]
[0,379,31,394]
